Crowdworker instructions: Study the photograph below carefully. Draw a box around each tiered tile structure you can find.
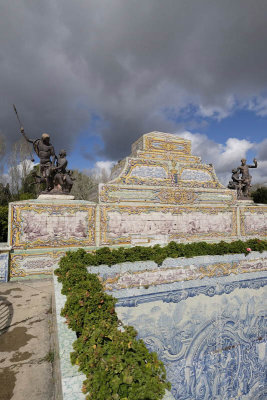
[94,131,266,247]
[8,131,267,278]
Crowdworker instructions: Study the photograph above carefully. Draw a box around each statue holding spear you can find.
[13,104,56,192]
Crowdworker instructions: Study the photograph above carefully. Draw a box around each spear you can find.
[13,104,35,162]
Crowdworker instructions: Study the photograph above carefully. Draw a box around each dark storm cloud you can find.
[1,0,267,159]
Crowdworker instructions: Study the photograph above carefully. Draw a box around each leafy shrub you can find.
[55,250,170,400]
[251,187,267,204]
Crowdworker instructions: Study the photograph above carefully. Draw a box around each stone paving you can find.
[0,278,56,400]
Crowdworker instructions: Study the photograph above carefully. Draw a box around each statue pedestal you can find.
[38,194,75,200]
[237,199,254,205]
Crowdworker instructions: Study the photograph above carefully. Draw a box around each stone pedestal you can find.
[38,194,75,200]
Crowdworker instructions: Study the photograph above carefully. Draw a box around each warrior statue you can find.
[20,127,56,192]
[228,158,257,198]
[13,105,73,195]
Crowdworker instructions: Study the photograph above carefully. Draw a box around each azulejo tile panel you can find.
[240,206,267,238]
[87,253,267,400]
[101,257,267,291]
[100,205,237,245]
[113,269,267,400]
[0,253,9,282]
[10,201,96,249]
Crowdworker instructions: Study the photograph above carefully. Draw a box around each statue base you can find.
[237,199,254,205]
[38,194,75,200]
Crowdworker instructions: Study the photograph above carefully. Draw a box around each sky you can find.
[0,0,267,185]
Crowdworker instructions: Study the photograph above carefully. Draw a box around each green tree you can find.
[70,169,95,200]
[251,187,267,204]
[0,206,8,242]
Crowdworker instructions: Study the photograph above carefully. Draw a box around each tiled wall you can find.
[88,253,267,400]
[0,252,9,282]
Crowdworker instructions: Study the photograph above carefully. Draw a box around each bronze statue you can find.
[52,150,73,194]
[20,128,73,195]
[13,105,73,195]
[20,127,56,192]
[228,158,257,199]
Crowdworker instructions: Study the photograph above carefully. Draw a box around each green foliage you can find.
[55,250,170,400]
[55,238,267,399]
[60,239,267,269]
[0,205,8,242]
[251,187,267,204]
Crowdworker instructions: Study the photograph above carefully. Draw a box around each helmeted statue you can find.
[20,128,73,195]
[20,128,56,192]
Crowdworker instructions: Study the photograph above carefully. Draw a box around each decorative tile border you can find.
[100,257,267,292]
[116,274,267,307]
[10,250,65,277]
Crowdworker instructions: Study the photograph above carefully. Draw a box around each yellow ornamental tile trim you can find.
[157,189,197,204]
[102,258,267,291]
[10,251,65,277]
[136,151,200,162]
[145,136,191,155]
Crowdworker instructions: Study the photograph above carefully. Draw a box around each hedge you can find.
[55,250,170,400]
[55,238,267,399]
[69,238,267,268]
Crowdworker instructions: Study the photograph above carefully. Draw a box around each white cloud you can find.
[84,160,116,181]
[1,1,267,161]
[246,97,267,117]
[175,131,266,185]
[93,160,115,178]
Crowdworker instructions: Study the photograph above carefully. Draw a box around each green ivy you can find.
[55,251,171,400]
